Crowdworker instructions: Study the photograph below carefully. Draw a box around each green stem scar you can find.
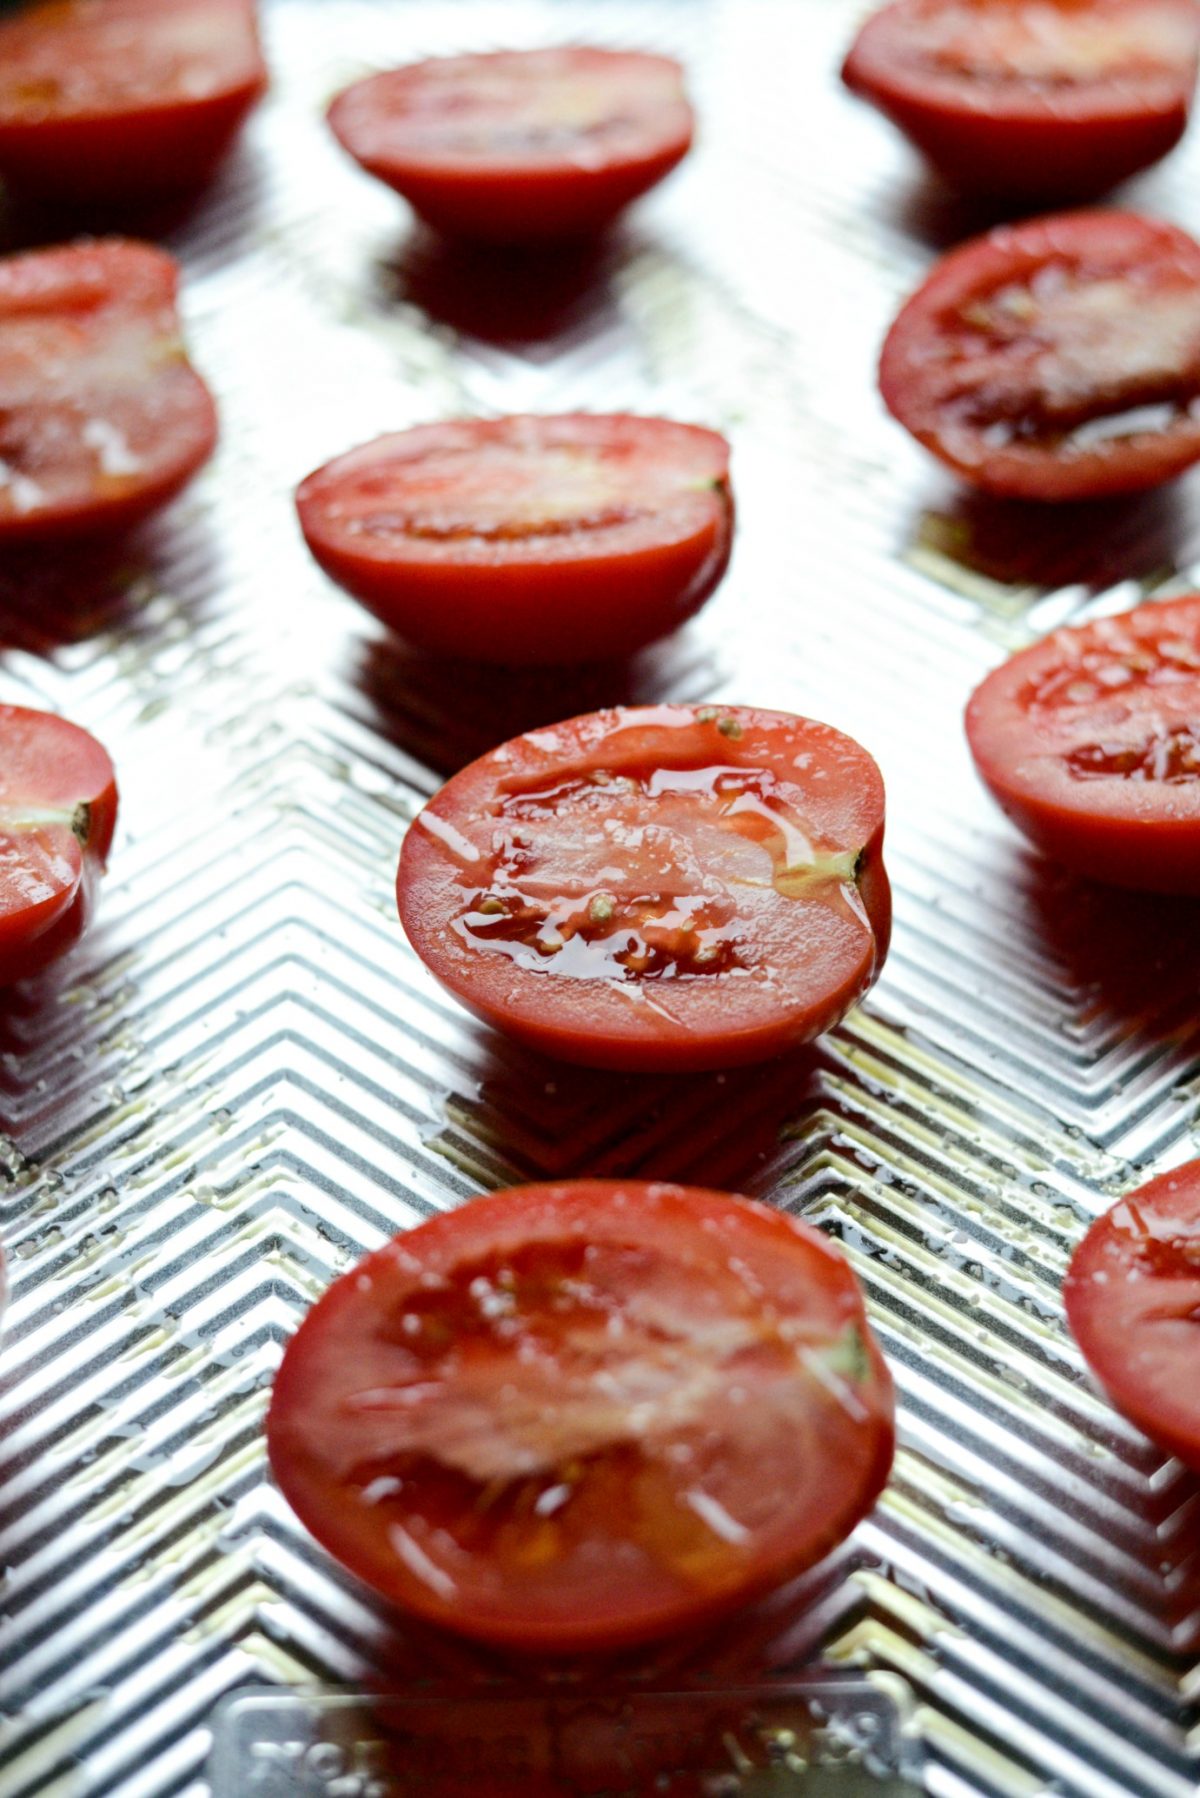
[732,848,864,900]
[0,801,91,845]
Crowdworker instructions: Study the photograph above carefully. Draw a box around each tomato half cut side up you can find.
[1065,1161,1200,1471]
[396,704,890,1072]
[0,239,217,543]
[327,48,694,243]
[843,0,1200,201]
[296,416,733,666]
[267,1180,896,1654]
[0,0,267,204]
[0,705,118,986]
[965,593,1200,892]
[880,211,1200,502]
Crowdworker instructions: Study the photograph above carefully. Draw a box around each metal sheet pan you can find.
[2,2,1200,1793]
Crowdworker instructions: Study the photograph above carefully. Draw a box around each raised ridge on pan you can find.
[1,2,1199,1795]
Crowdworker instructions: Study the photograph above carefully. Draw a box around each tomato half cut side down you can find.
[396,704,890,1072]
[327,48,694,243]
[0,239,217,543]
[965,593,1200,892]
[267,1180,896,1654]
[1065,1161,1200,1471]
[0,705,118,986]
[880,211,1200,502]
[843,0,1200,201]
[296,416,733,666]
[0,0,267,205]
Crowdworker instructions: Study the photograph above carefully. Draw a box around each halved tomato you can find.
[0,704,118,985]
[267,1180,895,1653]
[327,48,693,243]
[0,238,217,542]
[396,704,890,1072]
[843,0,1200,201]
[296,415,733,665]
[1065,1161,1200,1470]
[0,0,267,204]
[965,593,1200,892]
[880,211,1200,502]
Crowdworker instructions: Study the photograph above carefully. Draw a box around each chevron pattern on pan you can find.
[1,2,1200,1796]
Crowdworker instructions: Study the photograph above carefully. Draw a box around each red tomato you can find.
[0,0,266,204]
[0,239,217,542]
[295,415,733,666]
[326,48,694,243]
[966,593,1200,892]
[0,704,118,986]
[843,0,1200,201]
[267,1180,895,1653]
[881,211,1200,502]
[396,704,891,1072]
[1065,1161,1200,1470]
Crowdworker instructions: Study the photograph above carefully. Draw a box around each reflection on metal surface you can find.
[0,1,1199,1795]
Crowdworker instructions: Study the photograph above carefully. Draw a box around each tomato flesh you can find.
[966,593,1200,892]
[0,0,267,203]
[296,416,733,665]
[267,1181,895,1652]
[844,0,1200,199]
[327,48,693,242]
[881,211,1200,501]
[396,705,890,1071]
[0,239,217,542]
[0,704,117,985]
[1065,1161,1200,1470]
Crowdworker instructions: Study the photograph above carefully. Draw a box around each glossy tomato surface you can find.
[327,48,693,242]
[268,1180,895,1653]
[0,239,217,542]
[396,704,890,1071]
[1065,1161,1200,1470]
[966,594,1200,892]
[0,0,267,203]
[880,211,1200,502]
[844,0,1200,200]
[0,704,118,986]
[296,415,733,665]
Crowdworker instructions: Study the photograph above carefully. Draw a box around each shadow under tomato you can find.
[438,1032,831,1194]
[887,165,1078,255]
[331,1620,890,1798]
[0,144,267,253]
[912,481,1193,604]
[0,538,158,653]
[360,1537,867,1701]
[1021,856,1200,1039]
[378,226,624,351]
[353,627,721,779]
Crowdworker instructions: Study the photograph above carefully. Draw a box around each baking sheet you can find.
[1,2,1200,1794]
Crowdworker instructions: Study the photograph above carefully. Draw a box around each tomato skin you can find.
[966,594,1200,893]
[0,238,217,543]
[296,416,733,666]
[327,49,693,243]
[267,1180,895,1654]
[843,0,1200,201]
[1065,1162,1200,1471]
[396,705,890,1072]
[0,704,118,986]
[0,0,267,203]
[881,211,1200,502]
